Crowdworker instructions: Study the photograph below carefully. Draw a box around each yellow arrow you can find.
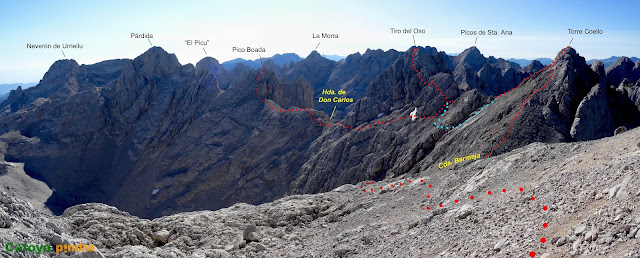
[329,105,337,120]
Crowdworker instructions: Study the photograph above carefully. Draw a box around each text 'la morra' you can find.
[313,33,338,38]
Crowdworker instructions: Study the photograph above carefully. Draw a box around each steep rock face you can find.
[219,63,252,90]
[291,88,486,194]
[596,57,640,130]
[451,47,525,95]
[632,61,640,110]
[318,49,402,117]
[570,84,615,140]
[325,49,401,96]
[259,49,405,119]
[610,79,640,129]
[279,51,337,116]
[0,47,215,216]
[452,47,484,91]
[290,46,489,193]
[633,61,640,83]
[0,47,323,218]
[262,59,287,76]
[195,57,222,76]
[259,71,314,109]
[2,45,639,221]
[347,46,454,127]
[522,60,544,74]
[545,48,600,135]
[279,49,404,119]
[590,60,607,88]
[0,59,130,114]
[419,47,637,167]
[477,62,514,96]
[110,66,322,218]
[606,57,637,87]
[478,47,596,150]
[630,82,640,110]
[291,47,618,195]
[283,51,336,94]
[568,61,620,140]
[453,46,486,71]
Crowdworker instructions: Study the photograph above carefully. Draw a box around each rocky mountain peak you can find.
[554,47,588,73]
[449,46,524,95]
[463,46,481,54]
[606,56,638,86]
[559,46,578,59]
[132,46,181,76]
[49,58,79,69]
[363,48,386,57]
[590,60,607,86]
[306,50,325,60]
[590,60,605,71]
[283,50,336,93]
[607,56,635,71]
[551,47,597,100]
[456,46,485,70]
[41,59,79,81]
[195,57,222,76]
[262,59,280,71]
[522,60,544,73]
[1,44,639,240]
[259,70,314,109]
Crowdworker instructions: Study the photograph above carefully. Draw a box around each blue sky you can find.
[1,0,638,84]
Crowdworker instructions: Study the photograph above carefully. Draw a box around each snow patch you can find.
[377,113,384,118]
[410,107,418,121]
[152,189,159,195]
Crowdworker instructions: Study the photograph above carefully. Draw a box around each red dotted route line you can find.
[255,45,566,256]
[359,179,549,257]
[255,44,570,155]
[254,49,453,131]
[486,46,571,157]
[354,46,570,257]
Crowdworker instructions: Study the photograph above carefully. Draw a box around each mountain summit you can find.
[0,46,638,220]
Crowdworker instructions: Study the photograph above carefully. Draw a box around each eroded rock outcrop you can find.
[570,84,615,140]
[606,57,637,87]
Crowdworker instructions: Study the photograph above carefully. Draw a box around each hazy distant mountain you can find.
[0,82,37,96]
[321,54,345,61]
[507,58,553,67]
[0,92,8,102]
[588,56,639,67]
[221,53,302,70]
[220,58,249,70]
